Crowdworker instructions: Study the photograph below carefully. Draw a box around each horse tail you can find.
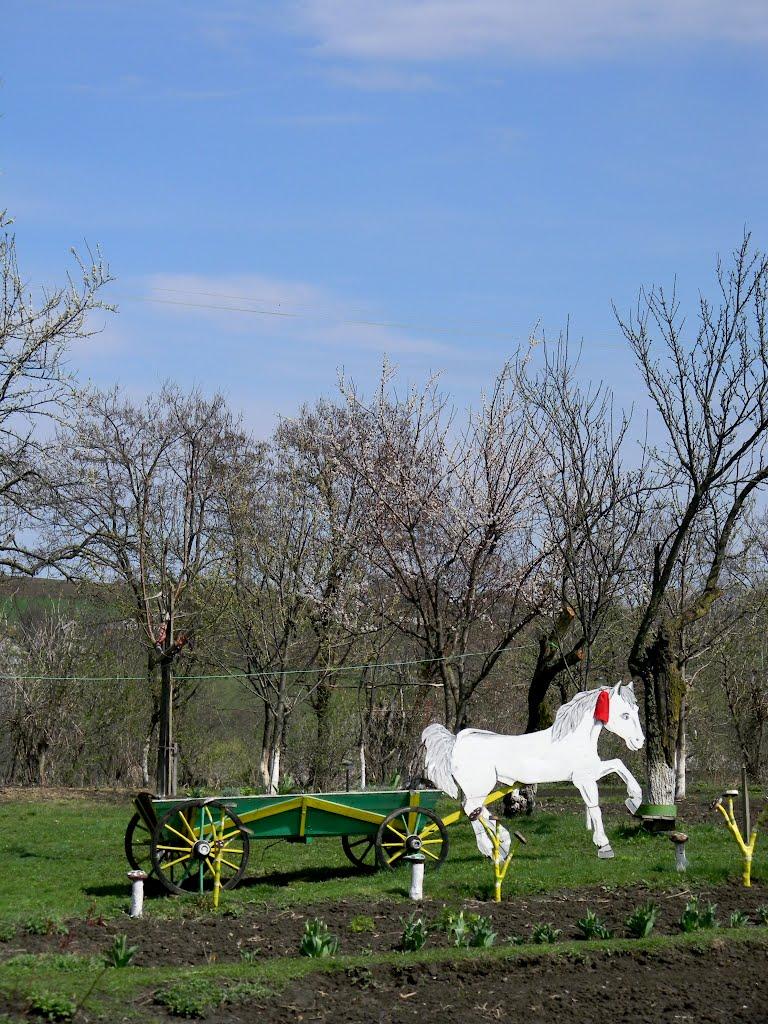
[421,723,459,798]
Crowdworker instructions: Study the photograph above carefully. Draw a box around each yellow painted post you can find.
[713,791,767,888]
[478,816,526,902]
[212,848,223,909]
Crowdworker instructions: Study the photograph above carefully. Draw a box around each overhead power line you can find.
[117,289,538,343]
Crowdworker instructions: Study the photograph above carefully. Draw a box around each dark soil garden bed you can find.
[4,879,766,967]
[230,939,768,1024]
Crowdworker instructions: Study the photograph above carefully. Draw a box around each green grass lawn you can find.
[0,785,762,925]
[0,787,766,1021]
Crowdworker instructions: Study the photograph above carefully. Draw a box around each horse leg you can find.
[596,758,643,814]
[573,776,613,858]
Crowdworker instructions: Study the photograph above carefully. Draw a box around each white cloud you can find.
[145,273,456,357]
[294,0,768,61]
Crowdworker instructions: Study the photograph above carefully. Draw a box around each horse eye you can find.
[621,713,630,720]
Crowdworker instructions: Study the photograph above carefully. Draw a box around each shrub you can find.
[625,902,658,939]
[299,919,338,958]
[156,978,223,1018]
[349,915,375,934]
[531,922,562,944]
[576,910,613,940]
[28,991,77,1022]
[729,910,750,928]
[26,916,68,937]
[400,914,429,952]
[680,898,717,933]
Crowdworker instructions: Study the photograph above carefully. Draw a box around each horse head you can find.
[602,681,644,751]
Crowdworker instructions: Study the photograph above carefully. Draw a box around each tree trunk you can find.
[155,658,174,797]
[675,695,687,801]
[310,680,333,789]
[259,706,275,791]
[635,625,686,805]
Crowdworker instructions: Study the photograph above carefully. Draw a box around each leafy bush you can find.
[531,922,562,944]
[349,914,375,934]
[103,934,138,968]
[729,910,750,928]
[156,978,223,1018]
[25,915,68,937]
[28,991,77,1022]
[625,902,658,939]
[576,910,613,940]
[299,918,339,958]
[400,914,429,951]
[680,898,717,933]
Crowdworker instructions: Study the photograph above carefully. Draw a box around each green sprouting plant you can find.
[156,978,223,1018]
[466,914,496,948]
[680,898,717,933]
[576,910,613,940]
[444,910,470,947]
[729,910,750,928]
[756,905,768,925]
[28,991,77,1022]
[531,922,562,944]
[625,902,658,939]
[400,914,429,952]
[103,934,138,968]
[238,947,259,964]
[299,918,339,958]
[349,914,375,934]
[26,915,68,937]
[0,922,15,942]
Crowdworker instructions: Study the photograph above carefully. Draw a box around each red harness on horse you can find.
[594,690,610,723]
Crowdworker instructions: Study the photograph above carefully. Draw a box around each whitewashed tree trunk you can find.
[359,740,367,790]
[675,697,687,801]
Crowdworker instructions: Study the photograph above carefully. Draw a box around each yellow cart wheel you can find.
[375,805,449,870]
[150,799,250,896]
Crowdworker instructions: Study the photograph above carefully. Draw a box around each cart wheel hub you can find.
[194,840,212,858]
[405,835,422,853]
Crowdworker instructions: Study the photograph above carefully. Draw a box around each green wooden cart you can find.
[125,788,459,902]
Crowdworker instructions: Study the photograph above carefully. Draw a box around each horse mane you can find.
[551,689,601,741]
[550,684,638,741]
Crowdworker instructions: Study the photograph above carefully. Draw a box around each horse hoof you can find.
[598,845,614,859]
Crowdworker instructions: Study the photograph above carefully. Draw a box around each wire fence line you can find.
[0,640,536,684]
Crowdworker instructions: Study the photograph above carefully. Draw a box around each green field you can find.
[0,787,765,1022]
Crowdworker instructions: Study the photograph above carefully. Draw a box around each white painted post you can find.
[127,870,148,918]
[408,857,424,900]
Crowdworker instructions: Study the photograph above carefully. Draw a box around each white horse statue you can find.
[422,681,644,860]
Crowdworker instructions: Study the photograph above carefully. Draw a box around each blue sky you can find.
[5,1,768,435]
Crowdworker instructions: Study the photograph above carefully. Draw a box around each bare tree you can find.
[48,384,247,794]
[521,341,647,731]
[617,235,768,803]
[0,211,112,572]
[332,361,546,730]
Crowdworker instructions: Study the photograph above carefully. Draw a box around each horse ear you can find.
[611,680,621,695]
[624,680,635,694]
